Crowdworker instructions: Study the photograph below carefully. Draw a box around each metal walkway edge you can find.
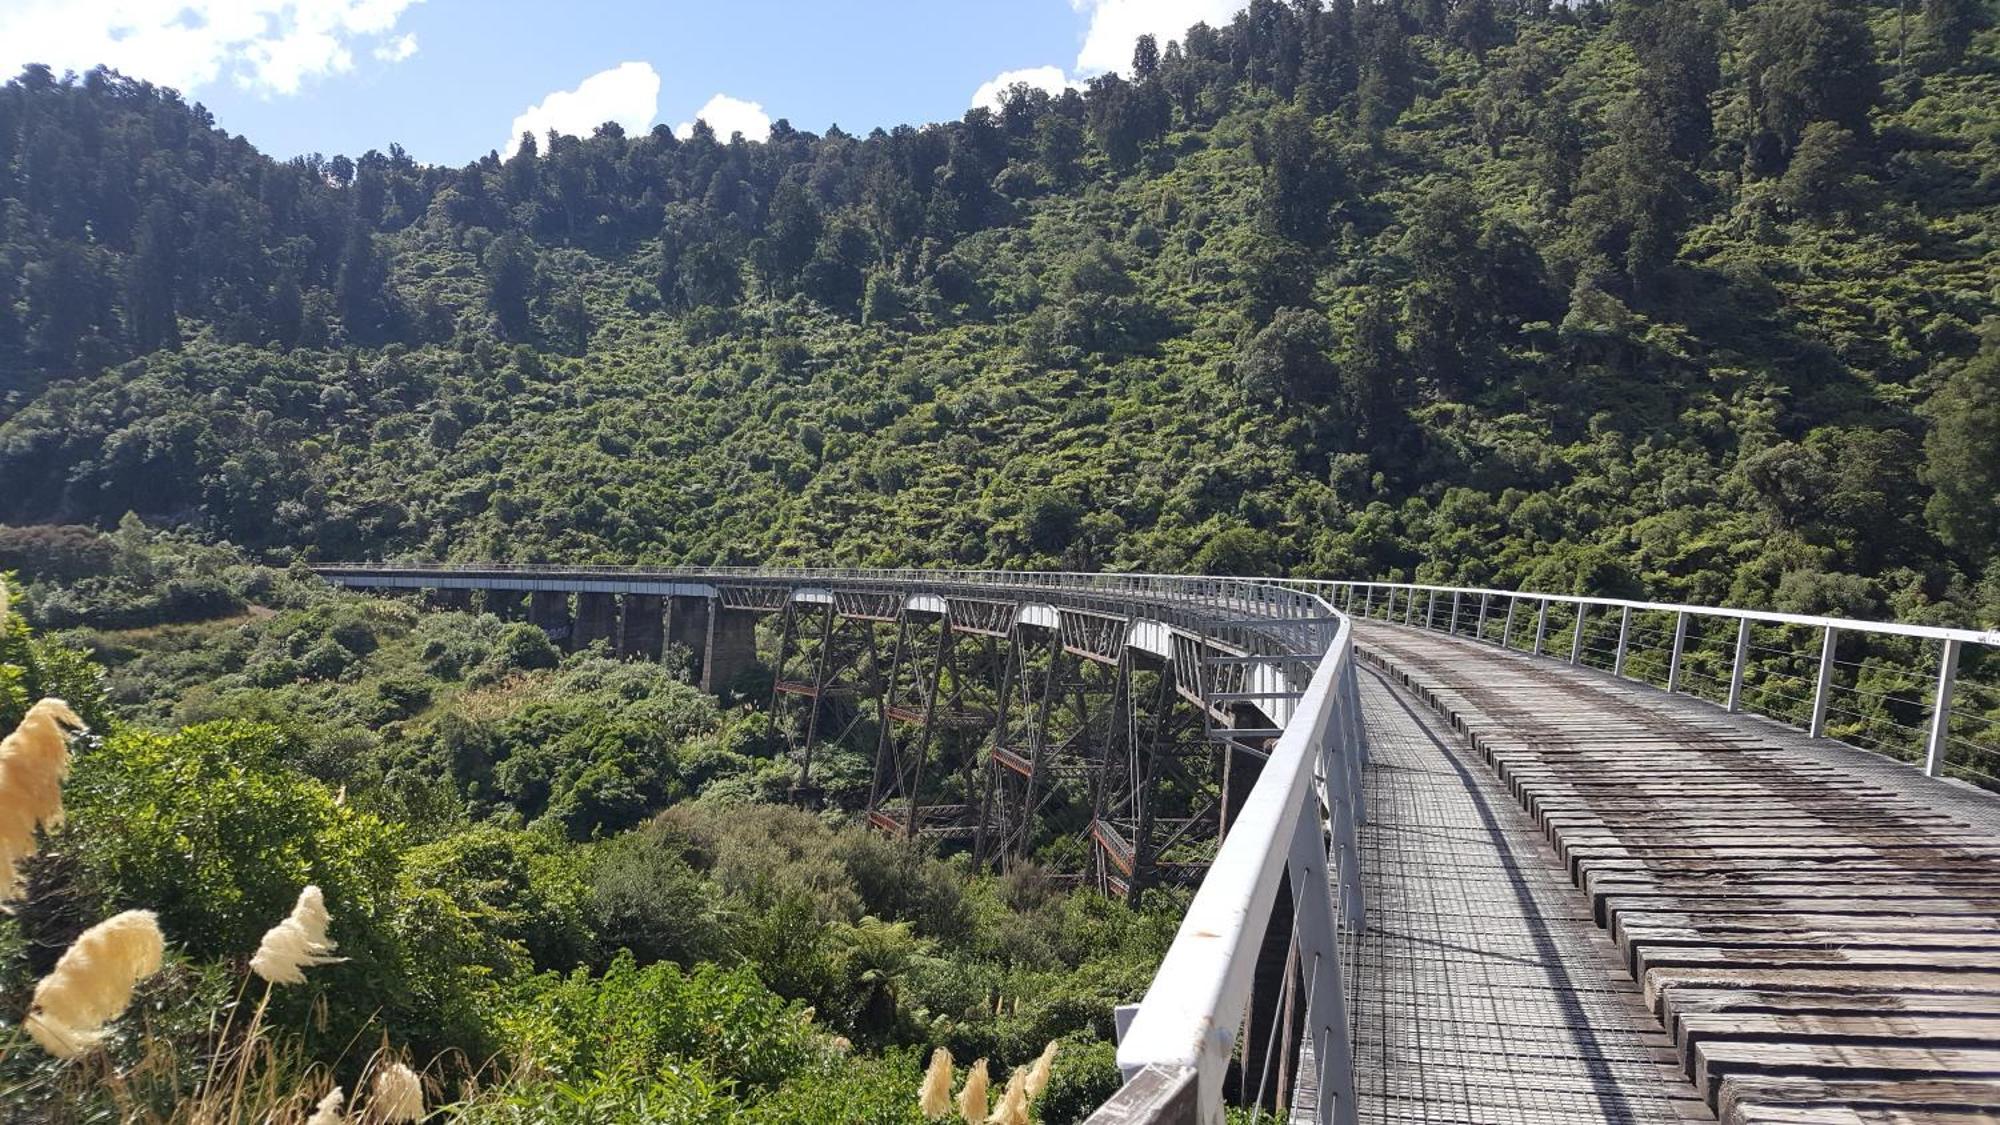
[1354,620,2000,1124]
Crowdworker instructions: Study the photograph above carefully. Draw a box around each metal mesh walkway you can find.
[1350,663,1714,1124]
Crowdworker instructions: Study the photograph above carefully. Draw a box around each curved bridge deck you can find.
[1352,620,2000,1124]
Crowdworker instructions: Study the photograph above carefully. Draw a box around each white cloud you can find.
[374,33,419,64]
[505,62,662,156]
[970,65,1081,112]
[1071,0,1248,76]
[674,93,771,143]
[0,0,426,97]
[968,1,1244,118]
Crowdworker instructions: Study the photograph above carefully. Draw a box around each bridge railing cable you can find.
[1309,579,2000,790]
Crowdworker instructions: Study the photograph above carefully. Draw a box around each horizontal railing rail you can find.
[1307,579,2000,789]
[313,563,1366,1125]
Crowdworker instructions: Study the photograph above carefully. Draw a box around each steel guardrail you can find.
[1306,579,2000,786]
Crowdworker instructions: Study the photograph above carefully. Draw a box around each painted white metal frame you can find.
[1315,579,2000,782]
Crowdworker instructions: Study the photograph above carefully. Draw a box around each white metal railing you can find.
[1102,613,1364,1125]
[1307,579,2000,790]
[312,563,1365,1124]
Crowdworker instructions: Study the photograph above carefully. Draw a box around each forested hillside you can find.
[2,0,1997,624]
[3,2,1999,1118]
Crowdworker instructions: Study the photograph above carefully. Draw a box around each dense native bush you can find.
[0,573,1158,1120]
[0,0,1995,634]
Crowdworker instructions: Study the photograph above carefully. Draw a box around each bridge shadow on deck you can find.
[1348,667,1710,1124]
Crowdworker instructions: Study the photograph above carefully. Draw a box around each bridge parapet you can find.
[1312,579,2000,791]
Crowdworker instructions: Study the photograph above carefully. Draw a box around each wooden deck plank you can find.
[1353,620,2000,1122]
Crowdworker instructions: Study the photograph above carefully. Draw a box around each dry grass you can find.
[0,697,84,897]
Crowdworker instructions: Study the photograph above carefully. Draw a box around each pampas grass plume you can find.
[1025,1040,1059,1100]
[956,1057,989,1124]
[306,1086,347,1125]
[25,909,164,1058]
[920,1046,955,1118]
[0,697,83,898]
[251,884,344,985]
[986,1067,1028,1125]
[369,1060,424,1122]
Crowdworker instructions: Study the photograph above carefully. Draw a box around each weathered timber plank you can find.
[1353,625,2000,1123]
[1692,1041,2000,1107]
[1643,967,2000,1019]
[1674,1011,2000,1071]
[1715,1076,2000,1124]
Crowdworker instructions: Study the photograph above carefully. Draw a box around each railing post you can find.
[1450,591,1461,635]
[1425,591,1436,630]
[1569,602,1586,665]
[1404,591,1415,627]
[1810,626,1837,738]
[1288,805,1357,1125]
[1502,597,1516,650]
[1727,618,1751,713]
[1360,586,1370,618]
[1667,612,1688,693]
[1534,601,1548,655]
[1924,639,1961,778]
[1476,594,1489,642]
[1613,607,1632,677]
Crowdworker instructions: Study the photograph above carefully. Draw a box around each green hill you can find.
[2,0,1996,627]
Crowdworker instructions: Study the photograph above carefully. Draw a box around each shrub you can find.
[505,954,817,1094]
[63,721,401,960]
[586,826,726,968]
[402,825,595,972]
[1036,1035,1121,1125]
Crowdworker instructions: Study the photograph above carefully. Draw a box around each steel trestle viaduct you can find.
[314,564,2000,1125]
[314,565,1344,903]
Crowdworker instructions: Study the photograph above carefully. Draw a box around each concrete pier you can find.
[574,591,618,652]
[702,603,758,696]
[430,588,473,611]
[621,594,664,660]
[667,594,709,674]
[483,589,525,620]
[529,590,572,648]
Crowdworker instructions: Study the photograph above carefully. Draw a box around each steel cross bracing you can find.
[312,564,1366,1125]
[766,600,891,801]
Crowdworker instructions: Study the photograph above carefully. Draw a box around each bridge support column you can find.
[667,595,709,679]
[574,592,618,652]
[483,589,525,621]
[429,588,472,611]
[529,591,572,648]
[703,601,758,696]
[621,595,664,660]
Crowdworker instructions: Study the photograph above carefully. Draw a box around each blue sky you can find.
[1,1,1249,166]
